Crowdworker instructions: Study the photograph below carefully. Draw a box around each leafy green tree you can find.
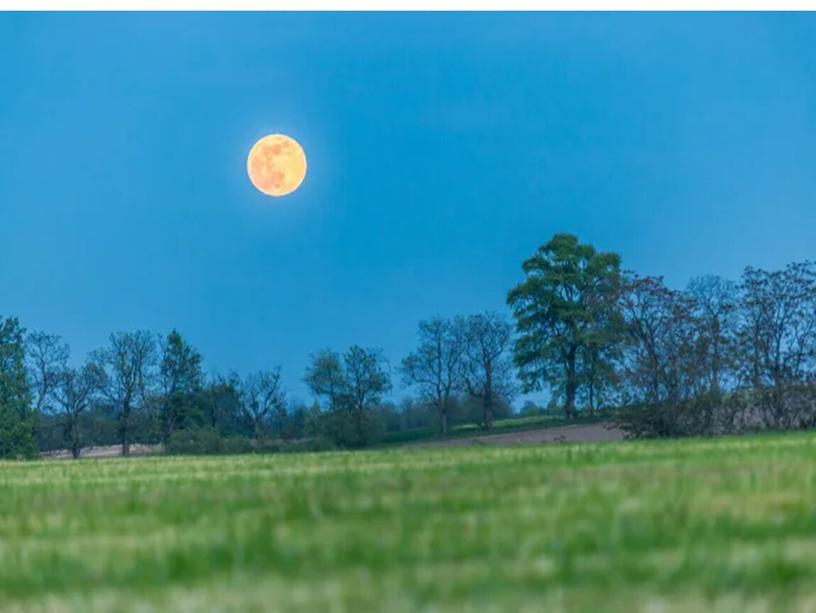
[579,281,627,414]
[0,317,37,458]
[159,330,204,436]
[200,373,246,435]
[305,346,391,447]
[507,234,622,418]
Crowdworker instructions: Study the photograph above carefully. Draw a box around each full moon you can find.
[247,134,307,197]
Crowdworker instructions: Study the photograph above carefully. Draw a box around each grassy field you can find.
[3,433,816,611]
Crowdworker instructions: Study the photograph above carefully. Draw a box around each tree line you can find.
[507,233,816,437]
[0,314,517,458]
[2,232,815,458]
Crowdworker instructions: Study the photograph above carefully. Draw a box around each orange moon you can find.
[247,134,307,197]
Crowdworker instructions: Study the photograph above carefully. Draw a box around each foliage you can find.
[507,233,623,418]
[159,329,204,437]
[305,346,391,447]
[0,317,37,458]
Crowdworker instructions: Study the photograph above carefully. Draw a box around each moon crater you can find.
[247,134,307,197]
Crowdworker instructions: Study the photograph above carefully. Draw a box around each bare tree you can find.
[620,274,713,436]
[737,262,816,428]
[687,275,738,400]
[241,368,286,438]
[459,312,515,429]
[401,317,466,434]
[52,362,104,459]
[26,331,69,415]
[92,331,157,456]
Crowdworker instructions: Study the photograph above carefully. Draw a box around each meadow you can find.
[3,433,816,611]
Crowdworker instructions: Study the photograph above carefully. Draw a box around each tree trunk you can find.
[121,404,131,457]
[440,409,448,435]
[565,381,577,420]
[565,346,577,419]
[68,417,82,459]
[588,381,595,416]
[483,402,494,430]
[355,406,364,442]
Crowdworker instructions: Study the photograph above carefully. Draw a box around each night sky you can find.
[2,12,815,402]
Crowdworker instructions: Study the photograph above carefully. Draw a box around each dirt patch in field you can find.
[414,422,625,448]
[41,444,163,460]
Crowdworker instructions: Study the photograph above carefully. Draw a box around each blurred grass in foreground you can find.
[2,432,816,611]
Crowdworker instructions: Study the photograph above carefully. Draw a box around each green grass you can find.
[3,432,816,611]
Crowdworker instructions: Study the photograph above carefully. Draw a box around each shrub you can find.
[165,427,237,455]
[164,427,334,455]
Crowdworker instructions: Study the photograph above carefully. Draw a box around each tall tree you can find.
[401,317,466,434]
[159,329,204,436]
[0,317,37,458]
[92,331,157,456]
[241,368,286,438]
[459,312,515,429]
[507,234,622,418]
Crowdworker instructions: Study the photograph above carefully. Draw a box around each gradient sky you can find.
[1,13,815,403]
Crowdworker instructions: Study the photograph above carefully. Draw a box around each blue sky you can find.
[1,13,815,403]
